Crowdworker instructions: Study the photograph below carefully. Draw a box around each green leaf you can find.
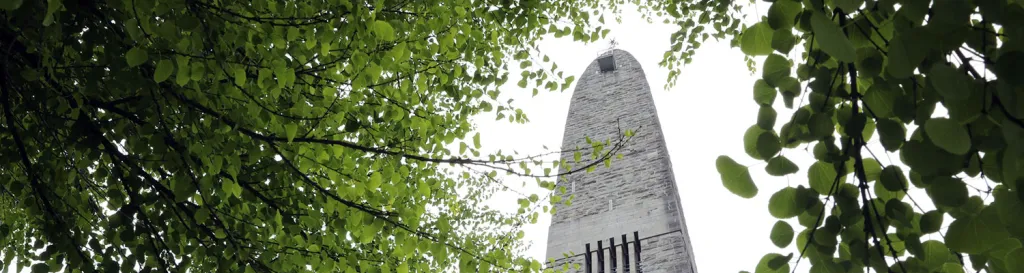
[126,47,149,67]
[769,187,802,219]
[807,113,834,139]
[767,253,793,270]
[372,20,396,41]
[758,106,777,130]
[863,158,882,182]
[887,31,930,79]
[993,187,1024,231]
[925,176,968,208]
[930,0,970,27]
[178,15,200,31]
[928,63,971,101]
[285,124,298,143]
[756,132,782,159]
[473,133,481,149]
[876,118,905,152]
[755,253,790,273]
[835,0,863,13]
[921,240,950,271]
[946,207,1010,254]
[30,263,49,273]
[762,54,791,87]
[175,56,191,86]
[942,263,965,273]
[41,0,59,26]
[920,210,944,234]
[770,221,794,248]
[226,179,241,197]
[885,199,912,224]
[808,161,839,194]
[771,30,796,54]
[370,172,383,189]
[1006,248,1024,273]
[196,207,210,223]
[744,125,769,160]
[741,22,774,56]
[154,60,174,83]
[856,48,884,76]
[901,140,963,176]
[810,11,856,63]
[765,156,799,176]
[924,118,971,155]
[360,224,376,244]
[234,68,246,86]
[767,0,801,30]
[994,51,1024,86]
[754,80,777,106]
[879,166,908,191]
[716,155,758,198]
[0,0,24,11]
[864,84,897,118]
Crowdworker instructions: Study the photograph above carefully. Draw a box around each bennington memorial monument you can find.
[545,49,698,273]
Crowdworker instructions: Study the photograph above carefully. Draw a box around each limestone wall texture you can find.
[545,49,697,273]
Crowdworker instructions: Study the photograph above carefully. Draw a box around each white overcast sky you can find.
[473,3,969,273]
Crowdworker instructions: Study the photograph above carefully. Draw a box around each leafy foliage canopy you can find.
[712,0,1024,272]
[0,0,657,272]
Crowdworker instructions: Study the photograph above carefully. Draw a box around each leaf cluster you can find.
[703,0,1024,272]
[0,0,631,272]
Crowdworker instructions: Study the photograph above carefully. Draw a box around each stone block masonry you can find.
[545,49,697,273]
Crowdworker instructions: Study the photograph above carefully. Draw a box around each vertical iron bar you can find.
[597,241,606,273]
[585,243,593,273]
[621,234,630,273]
[609,237,618,273]
[633,231,642,273]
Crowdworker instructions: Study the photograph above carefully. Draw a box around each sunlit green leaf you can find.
[767,0,801,30]
[716,155,758,198]
[879,165,908,191]
[810,11,856,63]
[924,118,971,155]
[808,161,840,194]
[372,20,396,41]
[771,30,796,54]
[758,106,777,130]
[921,240,950,271]
[754,80,777,106]
[765,156,799,176]
[762,54,791,87]
[946,207,1010,254]
[755,253,790,273]
[769,188,802,219]
[741,22,774,56]
[756,132,782,159]
[285,124,298,143]
[770,221,794,248]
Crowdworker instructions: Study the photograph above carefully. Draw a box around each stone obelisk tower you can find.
[545,49,697,273]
